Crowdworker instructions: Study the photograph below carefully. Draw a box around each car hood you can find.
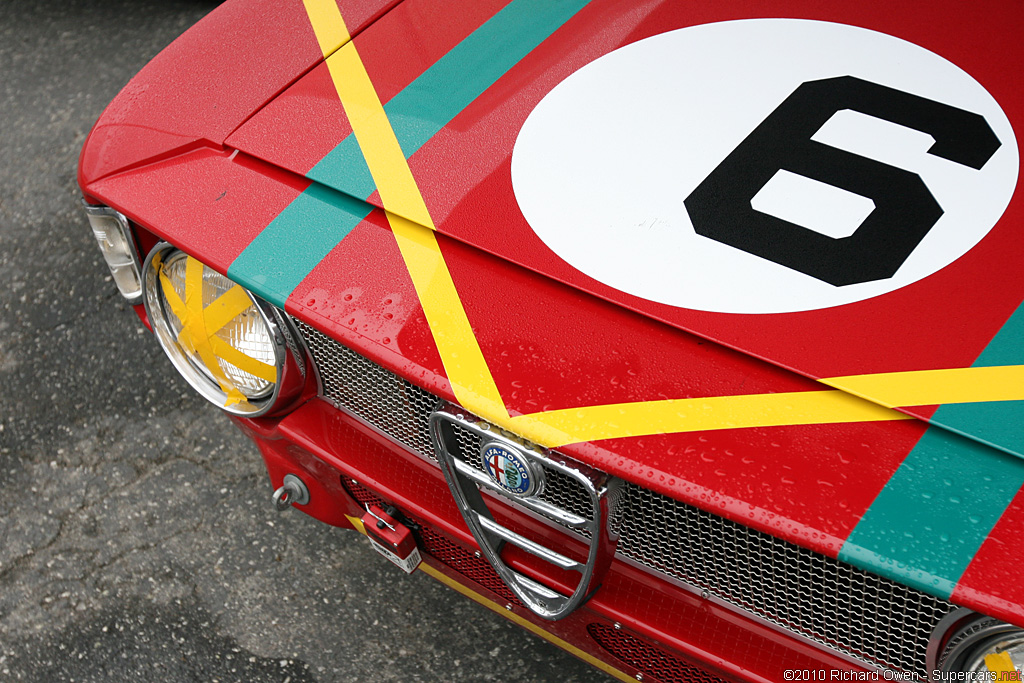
[83,0,1024,624]
[226,0,1024,461]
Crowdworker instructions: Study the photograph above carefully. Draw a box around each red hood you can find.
[226,0,1024,461]
[82,0,1024,627]
[78,0,398,190]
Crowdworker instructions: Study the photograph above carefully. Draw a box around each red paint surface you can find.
[284,209,453,399]
[87,149,308,275]
[953,485,1024,625]
[79,0,397,187]
[226,0,509,177]
[226,62,351,176]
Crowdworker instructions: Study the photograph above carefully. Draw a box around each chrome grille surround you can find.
[450,419,596,529]
[295,322,957,676]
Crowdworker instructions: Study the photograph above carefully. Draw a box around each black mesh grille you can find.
[589,623,729,683]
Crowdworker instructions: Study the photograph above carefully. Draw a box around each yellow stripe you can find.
[342,513,636,681]
[301,0,350,57]
[308,10,508,421]
[824,365,1024,409]
[389,214,510,423]
[418,563,639,683]
[326,43,434,227]
[984,651,1018,679]
[302,4,1024,450]
[507,390,910,449]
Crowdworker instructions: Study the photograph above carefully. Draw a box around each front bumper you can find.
[234,393,871,683]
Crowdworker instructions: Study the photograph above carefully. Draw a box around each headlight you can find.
[83,202,143,303]
[933,613,1024,678]
[143,243,301,416]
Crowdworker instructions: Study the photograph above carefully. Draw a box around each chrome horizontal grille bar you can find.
[294,322,957,676]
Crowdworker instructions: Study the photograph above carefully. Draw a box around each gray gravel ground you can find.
[0,1,606,680]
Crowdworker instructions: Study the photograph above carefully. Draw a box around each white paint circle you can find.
[511,19,1018,314]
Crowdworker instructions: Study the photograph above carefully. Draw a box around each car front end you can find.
[78,0,1024,681]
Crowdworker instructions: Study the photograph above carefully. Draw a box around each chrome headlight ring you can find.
[142,243,305,417]
[931,610,1024,677]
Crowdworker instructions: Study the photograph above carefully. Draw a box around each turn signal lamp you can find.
[143,244,304,417]
[82,202,143,303]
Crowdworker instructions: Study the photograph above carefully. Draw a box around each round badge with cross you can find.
[480,441,542,497]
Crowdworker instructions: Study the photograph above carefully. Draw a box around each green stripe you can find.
[230,0,589,305]
[308,0,591,192]
[933,302,1024,453]
[839,429,1024,597]
[839,301,1024,598]
[307,135,376,202]
[228,183,371,307]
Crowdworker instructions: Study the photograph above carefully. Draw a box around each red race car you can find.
[78,0,1024,681]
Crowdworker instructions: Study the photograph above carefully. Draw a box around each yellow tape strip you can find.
[984,651,1018,679]
[506,390,910,449]
[303,4,1024,450]
[184,258,247,406]
[341,514,636,683]
[301,0,350,56]
[418,562,639,683]
[202,285,254,337]
[210,338,278,384]
[824,365,1024,409]
[161,258,277,406]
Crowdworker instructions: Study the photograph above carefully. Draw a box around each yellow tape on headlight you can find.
[159,256,276,406]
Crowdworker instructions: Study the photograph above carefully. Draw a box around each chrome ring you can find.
[142,243,288,417]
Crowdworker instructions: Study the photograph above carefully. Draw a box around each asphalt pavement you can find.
[0,1,604,680]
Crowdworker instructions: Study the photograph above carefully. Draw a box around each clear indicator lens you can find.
[109,263,141,296]
[88,215,132,262]
[85,207,141,299]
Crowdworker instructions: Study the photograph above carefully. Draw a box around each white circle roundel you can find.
[511,19,1018,314]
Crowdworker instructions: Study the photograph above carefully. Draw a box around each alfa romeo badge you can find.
[480,441,541,497]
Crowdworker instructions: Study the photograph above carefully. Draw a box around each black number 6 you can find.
[683,76,1001,286]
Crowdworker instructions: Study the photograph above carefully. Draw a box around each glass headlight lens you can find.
[936,615,1024,678]
[157,252,275,399]
[143,245,284,416]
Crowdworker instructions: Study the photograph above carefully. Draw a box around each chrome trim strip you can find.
[474,514,583,571]
[451,458,590,527]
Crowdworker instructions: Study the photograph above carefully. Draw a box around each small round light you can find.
[935,614,1024,678]
[143,244,285,416]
